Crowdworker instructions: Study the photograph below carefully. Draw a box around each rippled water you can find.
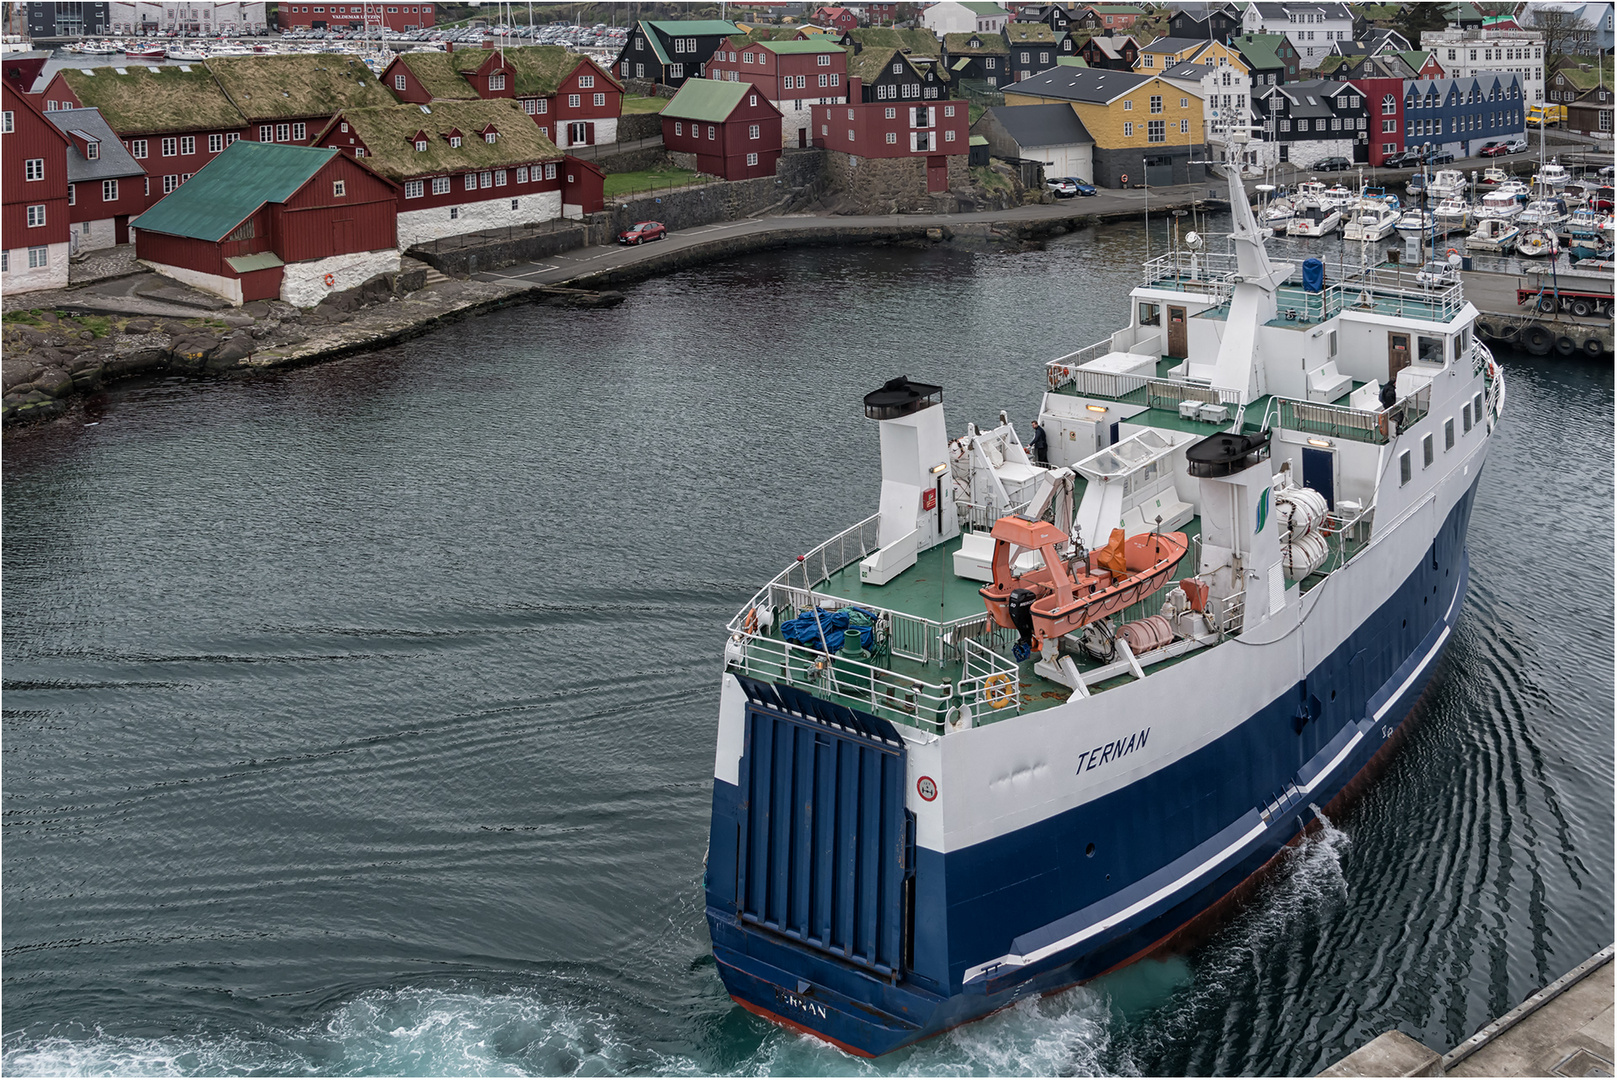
[4,219,1612,1076]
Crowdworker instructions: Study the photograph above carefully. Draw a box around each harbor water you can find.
[4,219,1612,1076]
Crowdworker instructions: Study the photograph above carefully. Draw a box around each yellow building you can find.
[1004,66,1207,187]
[1134,36,1248,74]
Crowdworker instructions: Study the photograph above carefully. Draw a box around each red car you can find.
[617,221,667,245]
[1479,142,1510,158]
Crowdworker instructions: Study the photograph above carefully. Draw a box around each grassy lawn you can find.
[620,95,669,114]
[968,101,986,126]
[604,168,702,197]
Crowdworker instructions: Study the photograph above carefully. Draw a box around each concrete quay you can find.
[1320,945,1615,1078]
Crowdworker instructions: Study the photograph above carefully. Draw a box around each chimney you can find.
[848,75,861,101]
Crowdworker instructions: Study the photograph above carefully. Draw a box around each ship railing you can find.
[1046,338,1114,393]
[1147,378,1223,412]
[729,514,883,629]
[1141,251,1241,294]
[1335,265,1467,321]
[1471,338,1493,378]
[1212,591,1245,638]
[1266,385,1431,446]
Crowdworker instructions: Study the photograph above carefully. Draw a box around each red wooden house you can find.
[41,64,247,210]
[3,80,72,292]
[315,99,567,248]
[382,45,624,149]
[661,78,784,180]
[47,107,149,253]
[278,3,435,31]
[812,70,971,195]
[814,6,861,31]
[705,35,848,145]
[132,140,399,307]
[1347,75,1406,166]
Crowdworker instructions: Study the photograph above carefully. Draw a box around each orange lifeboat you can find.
[979,516,1189,650]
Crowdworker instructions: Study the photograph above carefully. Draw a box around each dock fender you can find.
[1496,322,1519,344]
[1474,318,1495,339]
[1585,338,1605,358]
[1554,335,1577,356]
[1522,324,1553,356]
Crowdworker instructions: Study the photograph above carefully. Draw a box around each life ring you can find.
[1047,365,1070,390]
[323,272,335,287]
[1585,338,1606,357]
[1522,324,1553,356]
[1446,247,1458,259]
[743,607,758,635]
[1554,335,1577,356]
[984,672,1015,710]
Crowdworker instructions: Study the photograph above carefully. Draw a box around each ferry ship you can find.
[703,169,1506,1057]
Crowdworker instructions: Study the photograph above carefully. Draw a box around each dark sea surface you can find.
[4,218,1612,1076]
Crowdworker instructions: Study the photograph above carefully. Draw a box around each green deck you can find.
[818,533,988,623]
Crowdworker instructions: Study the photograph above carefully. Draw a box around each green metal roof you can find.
[968,134,989,145]
[1231,33,1287,69]
[132,140,336,241]
[760,39,846,54]
[225,251,285,272]
[959,2,1009,14]
[646,19,745,37]
[660,77,755,123]
[1056,55,1090,67]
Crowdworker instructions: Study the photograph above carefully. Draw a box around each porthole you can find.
[1085,843,1096,857]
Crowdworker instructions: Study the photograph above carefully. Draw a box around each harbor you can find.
[2,207,1610,1074]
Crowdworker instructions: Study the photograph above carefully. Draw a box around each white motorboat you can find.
[1536,162,1571,191]
[1519,198,1570,229]
[1481,167,1508,186]
[1475,189,1524,221]
[1344,202,1401,241]
[1261,197,1296,229]
[1287,198,1342,237]
[1428,169,1467,200]
[1395,208,1436,235]
[1434,197,1473,233]
[1320,184,1357,211]
[1466,217,1521,253]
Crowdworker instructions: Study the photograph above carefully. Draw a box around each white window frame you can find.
[432,176,451,194]
[102,178,118,201]
[404,179,424,198]
[27,203,46,226]
[24,157,43,180]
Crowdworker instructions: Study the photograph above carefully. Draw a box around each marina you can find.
[2,206,1611,1075]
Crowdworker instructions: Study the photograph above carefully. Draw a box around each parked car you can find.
[1503,137,1528,155]
[1385,149,1424,168]
[1314,156,1352,172]
[617,221,667,245]
[1425,150,1455,165]
[1479,141,1509,158]
[1063,177,1097,196]
[1415,259,1461,288]
[1046,177,1078,198]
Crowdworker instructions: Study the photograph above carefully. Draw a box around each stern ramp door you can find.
[733,676,915,979]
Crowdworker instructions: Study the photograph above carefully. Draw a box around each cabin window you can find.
[1473,392,1484,420]
[1399,450,1412,486]
[1462,402,1473,433]
[1422,434,1434,469]
[1444,418,1454,451]
[1327,330,1337,357]
[1139,302,1160,326]
[1417,336,1443,364]
[1457,326,1471,358]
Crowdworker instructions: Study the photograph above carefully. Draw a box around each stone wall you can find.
[616,112,665,142]
[1284,136,1355,169]
[619,78,677,99]
[822,151,968,214]
[405,220,609,277]
[609,149,828,232]
[2,241,71,293]
[396,190,564,248]
[590,143,672,174]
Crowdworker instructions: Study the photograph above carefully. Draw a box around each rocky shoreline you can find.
[2,199,1200,432]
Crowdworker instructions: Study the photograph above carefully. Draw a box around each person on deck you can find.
[1029,420,1049,466]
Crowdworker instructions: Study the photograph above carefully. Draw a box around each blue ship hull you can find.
[705,477,1479,1057]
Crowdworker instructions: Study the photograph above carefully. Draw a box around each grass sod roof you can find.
[1006,22,1058,43]
[659,77,759,123]
[849,46,908,84]
[1553,64,1612,92]
[56,64,243,134]
[844,27,942,57]
[736,26,809,40]
[392,51,480,99]
[321,99,561,181]
[447,44,623,98]
[131,140,337,241]
[944,32,1011,55]
[206,52,396,122]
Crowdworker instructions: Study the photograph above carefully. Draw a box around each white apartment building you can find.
[1240,3,1354,66]
[106,3,269,34]
[921,1,1010,36]
[1420,28,1545,104]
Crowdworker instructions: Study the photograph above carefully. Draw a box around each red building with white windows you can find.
[315,98,567,247]
[661,78,784,180]
[3,80,72,291]
[814,6,860,31]
[705,35,848,146]
[41,64,247,210]
[1348,76,1406,166]
[278,3,435,31]
[47,107,148,254]
[133,140,400,306]
[381,45,623,150]
[812,69,971,199]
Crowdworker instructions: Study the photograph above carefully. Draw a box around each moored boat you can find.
[706,167,1505,1058]
[1466,216,1521,253]
[1287,197,1341,237]
[1433,196,1472,233]
[1344,201,1400,242]
[1428,169,1467,200]
[1516,228,1558,257]
[1475,188,1524,221]
[1519,197,1570,229]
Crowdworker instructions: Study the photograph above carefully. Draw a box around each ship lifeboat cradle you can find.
[979,515,1190,693]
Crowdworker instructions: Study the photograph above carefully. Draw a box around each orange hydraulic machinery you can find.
[979,515,1189,658]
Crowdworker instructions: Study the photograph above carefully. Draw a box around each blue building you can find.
[1401,73,1524,157]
